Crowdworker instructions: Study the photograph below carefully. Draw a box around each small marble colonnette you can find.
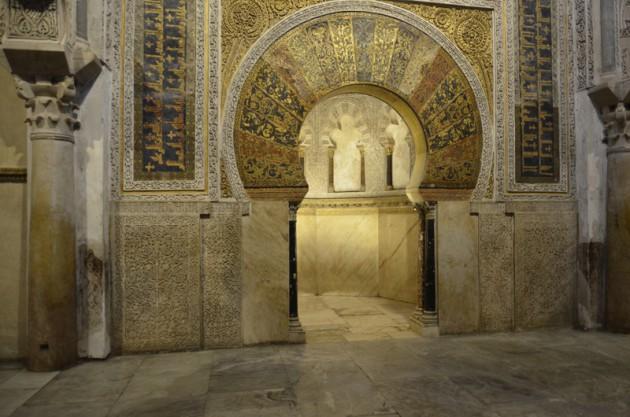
[2,330,630,417]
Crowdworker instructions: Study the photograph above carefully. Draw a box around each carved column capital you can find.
[589,83,630,154]
[601,103,630,154]
[14,76,80,143]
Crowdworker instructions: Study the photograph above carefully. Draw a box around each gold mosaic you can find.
[232,12,487,190]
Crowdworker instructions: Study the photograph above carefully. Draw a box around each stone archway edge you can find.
[221,0,494,202]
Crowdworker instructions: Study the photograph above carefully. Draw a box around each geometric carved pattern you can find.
[112,202,245,353]
[514,208,576,329]
[575,0,593,91]
[202,203,242,348]
[478,213,514,332]
[516,0,558,183]
[113,204,201,353]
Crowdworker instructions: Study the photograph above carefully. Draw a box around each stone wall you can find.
[0,64,28,361]
[297,204,419,304]
[111,201,245,353]
[0,182,27,360]
[437,201,577,335]
[437,201,480,334]
[241,200,290,345]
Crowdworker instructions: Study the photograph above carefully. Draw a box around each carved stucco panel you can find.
[112,204,202,353]
[202,203,243,348]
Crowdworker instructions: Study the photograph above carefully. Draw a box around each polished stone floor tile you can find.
[5,330,630,417]
[299,295,417,343]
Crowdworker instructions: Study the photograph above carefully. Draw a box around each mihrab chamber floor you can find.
[2,331,630,416]
[298,295,418,343]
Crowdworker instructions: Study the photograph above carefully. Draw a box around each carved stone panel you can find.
[478,211,514,332]
[112,203,202,353]
[8,0,58,40]
[514,204,576,329]
[202,203,242,348]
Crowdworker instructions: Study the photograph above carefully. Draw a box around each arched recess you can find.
[221,0,493,202]
[320,84,427,202]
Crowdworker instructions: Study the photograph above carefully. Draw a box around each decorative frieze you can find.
[516,0,558,183]
[575,0,593,91]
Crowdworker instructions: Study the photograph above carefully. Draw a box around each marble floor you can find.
[299,294,418,342]
[2,330,630,416]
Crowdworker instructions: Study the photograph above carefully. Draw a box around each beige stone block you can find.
[378,208,420,304]
[514,208,577,329]
[478,213,514,332]
[437,201,479,334]
[0,183,27,360]
[241,200,290,345]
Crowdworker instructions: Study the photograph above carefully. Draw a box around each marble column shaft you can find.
[16,77,80,371]
[601,102,630,331]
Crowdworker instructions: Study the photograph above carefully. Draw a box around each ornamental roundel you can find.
[455,16,490,55]
[432,8,455,32]
[224,0,269,39]
[268,0,292,17]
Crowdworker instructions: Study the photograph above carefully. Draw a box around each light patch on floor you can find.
[298,295,418,343]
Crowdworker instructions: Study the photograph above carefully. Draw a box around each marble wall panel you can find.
[313,208,380,296]
[0,183,27,360]
[513,203,577,329]
[241,200,290,345]
[477,208,514,332]
[202,203,242,348]
[437,201,480,334]
[378,208,420,304]
[112,203,202,353]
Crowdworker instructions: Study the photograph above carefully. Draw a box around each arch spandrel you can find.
[225,2,493,202]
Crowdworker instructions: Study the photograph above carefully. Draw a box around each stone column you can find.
[288,201,306,343]
[16,77,80,371]
[422,203,439,335]
[590,85,630,331]
[410,202,438,335]
[380,138,395,191]
[327,146,335,193]
[409,204,425,332]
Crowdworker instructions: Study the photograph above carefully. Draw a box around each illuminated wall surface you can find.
[300,94,414,195]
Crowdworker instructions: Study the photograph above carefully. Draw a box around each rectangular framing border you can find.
[109,0,220,198]
[501,0,575,198]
